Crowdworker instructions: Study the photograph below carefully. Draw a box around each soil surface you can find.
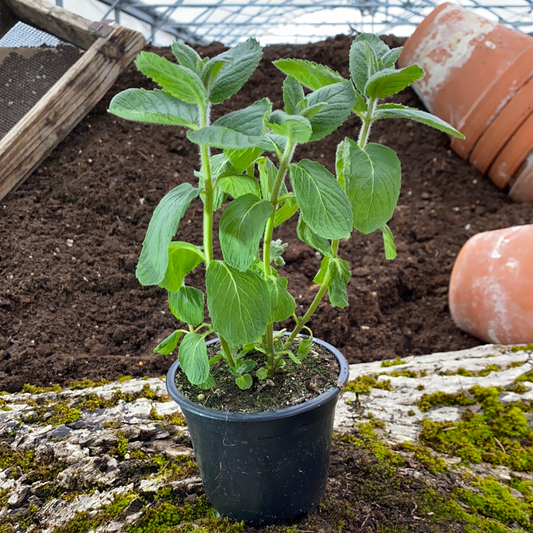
[1,35,532,393]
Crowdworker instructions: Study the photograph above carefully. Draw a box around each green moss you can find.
[511,344,533,353]
[388,368,427,378]
[374,379,393,391]
[67,378,111,390]
[0,398,11,412]
[418,391,476,412]
[396,441,448,474]
[456,476,531,530]
[22,383,62,394]
[419,385,533,471]
[407,409,415,416]
[118,376,133,383]
[381,357,407,368]
[505,383,530,394]
[346,375,376,394]
[515,370,533,383]
[478,364,501,377]
[416,384,425,391]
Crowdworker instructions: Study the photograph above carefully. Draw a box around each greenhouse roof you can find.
[60,0,533,46]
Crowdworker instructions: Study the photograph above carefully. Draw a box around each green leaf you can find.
[380,224,397,260]
[235,374,253,390]
[256,367,268,380]
[297,216,331,256]
[135,52,207,106]
[364,65,424,99]
[328,257,351,308]
[206,261,270,345]
[343,140,401,234]
[374,103,465,139]
[274,198,298,227]
[268,110,312,144]
[208,38,263,104]
[136,184,199,286]
[199,375,215,390]
[160,242,204,292]
[382,47,403,68]
[274,59,345,90]
[179,333,209,385]
[297,335,313,359]
[187,98,271,149]
[237,360,256,374]
[224,147,263,173]
[154,330,184,355]
[201,58,227,90]
[267,275,296,322]
[257,134,287,158]
[299,102,327,120]
[258,156,277,199]
[171,42,202,72]
[349,33,390,93]
[287,351,302,365]
[335,138,348,189]
[283,76,305,114]
[270,239,288,265]
[313,256,330,284]
[219,194,274,271]
[108,89,199,129]
[353,89,367,117]
[290,160,352,240]
[218,175,261,198]
[304,81,356,141]
[169,286,205,326]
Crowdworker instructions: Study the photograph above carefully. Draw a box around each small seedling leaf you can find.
[364,65,424,99]
[171,42,202,72]
[274,59,345,90]
[380,224,397,260]
[235,374,253,390]
[154,330,184,355]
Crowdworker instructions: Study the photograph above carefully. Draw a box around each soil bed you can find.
[0,35,532,393]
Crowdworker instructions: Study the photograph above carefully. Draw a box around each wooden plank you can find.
[0,0,15,38]
[4,0,106,50]
[0,25,146,201]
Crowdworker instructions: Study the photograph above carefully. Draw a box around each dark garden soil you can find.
[1,35,532,393]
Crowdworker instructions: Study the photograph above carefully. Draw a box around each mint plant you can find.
[108,35,463,392]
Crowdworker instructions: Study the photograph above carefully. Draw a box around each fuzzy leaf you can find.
[267,275,296,322]
[136,184,199,286]
[328,257,351,308]
[224,147,263,173]
[187,98,271,149]
[206,261,270,345]
[135,52,207,106]
[290,160,352,240]
[171,42,202,72]
[343,140,401,234]
[297,216,331,256]
[208,38,263,104]
[274,198,298,227]
[274,59,345,90]
[380,224,397,260]
[374,103,465,139]
[169,286,205,326]
[160,242,204,292]
[219,194,274,271]
[381,47,403,68]
[108,89,199,128]
[304,81,356,141]
[268,110,312,144]
[218,175,261,198]
[349,33,390,93]
[283,76,305,114]
[364,65,424,99]
[179,333,209,385]
[154,330,184,355]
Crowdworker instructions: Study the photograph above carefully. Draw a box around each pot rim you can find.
[165,335,349,423]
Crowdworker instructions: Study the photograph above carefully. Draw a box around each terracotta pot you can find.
[449,225,533,344]
[509,151,533,203]
[399,3,533,158]
[487,111,533,190]
[469,76,533,175]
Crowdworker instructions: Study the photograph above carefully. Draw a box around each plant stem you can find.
[219,336,236,368]
[199,106,214,265]
[263,141,296,278]
[357,97,377,148]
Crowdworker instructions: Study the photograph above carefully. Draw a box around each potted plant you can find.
[108,35,462,524]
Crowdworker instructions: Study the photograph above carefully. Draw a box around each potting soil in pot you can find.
[0,35,532,393]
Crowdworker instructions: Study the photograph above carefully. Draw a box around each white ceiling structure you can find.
[56,0,533,46]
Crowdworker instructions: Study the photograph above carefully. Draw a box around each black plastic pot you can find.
[165,336,349,525]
